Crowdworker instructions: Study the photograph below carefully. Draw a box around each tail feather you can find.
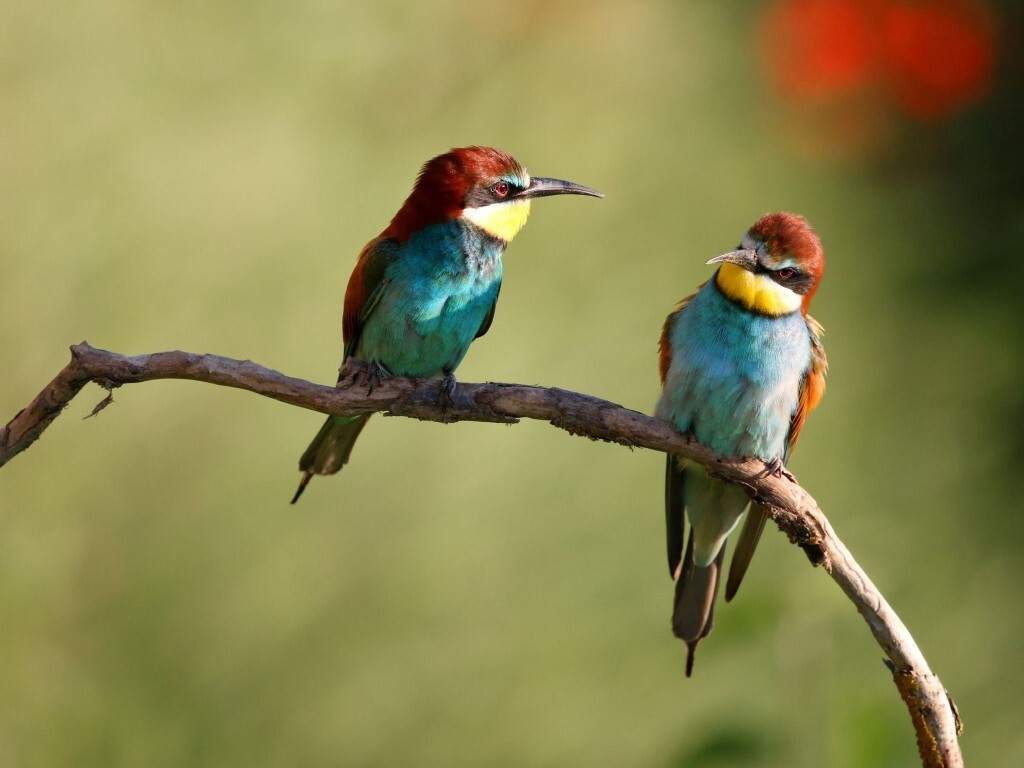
[672,533,726,677]
[664,455,686,577]
[290,472,314,504]
[290,414,371,503]
[725,502,769,602]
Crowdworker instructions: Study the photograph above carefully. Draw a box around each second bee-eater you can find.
[292,146,602,502]
[656,212,827,675]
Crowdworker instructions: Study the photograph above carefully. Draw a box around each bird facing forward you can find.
[656,212,827,675]
[292,146,602,502]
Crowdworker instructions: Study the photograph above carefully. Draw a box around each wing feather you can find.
[660,290,702,576]
[659,290,699,384]
[724,503,768,602]
[665,455,686,577]
[474,280,502,339]
[786,314,828,457]
[342,238,399,362]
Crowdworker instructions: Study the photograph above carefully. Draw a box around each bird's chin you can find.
[461,200,532,243]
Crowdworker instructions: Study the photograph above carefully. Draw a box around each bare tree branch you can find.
[1,342,963,767]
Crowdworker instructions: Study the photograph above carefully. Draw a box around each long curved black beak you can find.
[519,176,604,200]
[706,248,758,272]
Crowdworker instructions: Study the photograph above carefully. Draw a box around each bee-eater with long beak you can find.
[291,146,602,503]
[656,212,827,675]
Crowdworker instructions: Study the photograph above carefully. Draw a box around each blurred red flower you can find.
[759,0,877,103]
[759,0,996,122]
[880,0,996,120]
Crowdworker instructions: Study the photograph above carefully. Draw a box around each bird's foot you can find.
[337,357,366,388]
[760,457,796,483]
[337,358,391,394]
[362,361,392,394]
[440,372,457,412]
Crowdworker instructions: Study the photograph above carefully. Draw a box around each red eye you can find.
[777,267,795,280]
[493,181,510,198]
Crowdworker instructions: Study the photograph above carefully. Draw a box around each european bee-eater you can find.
[656,212,827,675]
[292,146,602,502]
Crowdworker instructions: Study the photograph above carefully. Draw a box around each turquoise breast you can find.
[355,220,504,378]
[656,279,812,460]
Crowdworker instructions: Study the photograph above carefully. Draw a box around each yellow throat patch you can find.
[715,262,802,316]
[462,199,532,243]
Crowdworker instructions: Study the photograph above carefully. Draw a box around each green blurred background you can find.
[2,1,1021,766]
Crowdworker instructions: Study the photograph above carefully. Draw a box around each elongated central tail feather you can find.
[290,414,371,503]
[672,533,726,677]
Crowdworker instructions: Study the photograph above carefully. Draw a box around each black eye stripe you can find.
[463,182,522,208]
[767,268,813,295]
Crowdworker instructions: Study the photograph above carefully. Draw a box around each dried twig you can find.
[1,342,963,767]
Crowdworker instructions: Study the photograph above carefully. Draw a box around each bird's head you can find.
[707,212,824,316]
[383,146,602,244]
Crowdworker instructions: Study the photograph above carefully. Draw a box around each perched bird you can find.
[292,146,602,503]
[655,212,827,675]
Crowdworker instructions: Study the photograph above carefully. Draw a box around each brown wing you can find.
[786,314,828,457]
[342,238,399,362]
[660,289,700,575]
[659,289,699,384]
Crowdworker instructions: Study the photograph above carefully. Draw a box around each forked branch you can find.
[0,342,963,767]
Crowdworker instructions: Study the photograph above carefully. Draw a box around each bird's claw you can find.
[760,457,796,482]
[337,358,391,394]
[362,361,391,394]
[337,357,366,388]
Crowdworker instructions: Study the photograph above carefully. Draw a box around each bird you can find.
[291,146,602,503]
[655,212,827,676]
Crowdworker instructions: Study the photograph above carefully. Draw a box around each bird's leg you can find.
[440,371,457,412]
[761,457,797,483]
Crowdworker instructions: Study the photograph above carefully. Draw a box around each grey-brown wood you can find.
[1,342,963,767]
